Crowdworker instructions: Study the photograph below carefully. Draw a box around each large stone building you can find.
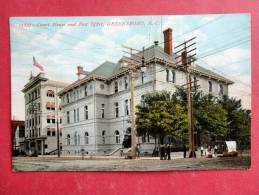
[22,73,68,155]
[58,28,234,156]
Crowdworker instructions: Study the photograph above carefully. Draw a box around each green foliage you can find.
[136,88,250,148]
[136,91,188,142]
[218,95,251,148]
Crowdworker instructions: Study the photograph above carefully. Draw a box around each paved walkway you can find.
[12,156,250,171]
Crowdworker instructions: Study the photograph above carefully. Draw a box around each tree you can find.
[195,95,229,144]
[136,91,188,145]
[173,87,229,145]
[218,95,251,148]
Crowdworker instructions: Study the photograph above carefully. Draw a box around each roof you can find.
[59,44,234,95]
[191,65,234,84]
[91,61,122,78]
[22,73,69,93]
[135,45,234,84]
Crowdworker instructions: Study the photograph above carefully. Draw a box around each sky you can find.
[10,14,251,120]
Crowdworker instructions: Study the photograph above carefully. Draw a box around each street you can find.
[12,155,250,171]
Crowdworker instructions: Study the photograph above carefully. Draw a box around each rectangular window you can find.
[84,86,88,97]
[194,76,197,90]
[101,104,105,118]
[77,108,79,122]
[74,109,76,123]
[209,81,212,92]
[125,99,129,116]
[114,82,118,93]
[66,93,70,103]
[47,118,50,123]
[84,105,88,120]
[141,71,144,84]
[67,111,70,124]
[219,84,223,95]
[124,77,128,90]
[47,129,51,136]
[172,71,176,83]
[76,90,79,100]
[52,130,56,137]
[115,102,119,118]
[166,69,169,82]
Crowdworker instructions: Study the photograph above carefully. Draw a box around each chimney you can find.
[77,65,84,80]
[163,28,173,55]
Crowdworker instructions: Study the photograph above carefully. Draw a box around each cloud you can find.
[125,34,149,50]
[228,74,251,109]
[101,17,130,38]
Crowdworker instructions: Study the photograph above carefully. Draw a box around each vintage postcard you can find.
[10,14,251,171]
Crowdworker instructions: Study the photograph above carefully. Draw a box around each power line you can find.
[197,58,251,88]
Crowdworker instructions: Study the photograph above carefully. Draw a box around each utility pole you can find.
[175,37,197,158]
[122,46,145,159]
[55,87,60,158]
[129,69,137,159]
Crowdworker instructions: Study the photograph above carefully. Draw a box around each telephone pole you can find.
[122,46,145,159]
[175,37,197,158]
[55,87,60,158]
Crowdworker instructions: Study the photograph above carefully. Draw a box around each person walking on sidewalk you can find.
[166,144,171,160]
[160,144,166,160]
[200,145,204,157]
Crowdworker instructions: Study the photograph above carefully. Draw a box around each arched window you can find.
[115,130,120,144]
[47,90,55,97]
[67,134,70,145]
[208,81,212,92]
[85,132,89,144]
[102,130,106,144]
[114,81,118,93]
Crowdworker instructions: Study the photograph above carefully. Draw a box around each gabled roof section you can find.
[191,65,234,84]
[127,45,233,84]
[92,61,121,78]
[59,43,234,96]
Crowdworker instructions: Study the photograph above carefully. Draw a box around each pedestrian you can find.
[136,144,140,157]
[160,144,166,160]
[183,145,187,158]
[204,144,208,157]
[200,145,204,157]
[214,145,218,156]
[120,149,123,157]
[166,144,171,160]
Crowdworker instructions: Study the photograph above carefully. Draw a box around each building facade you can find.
[58,28,234,156]
[12,120,25,154]
[22,73,68,155]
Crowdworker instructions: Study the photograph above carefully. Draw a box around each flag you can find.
[33,56,44,72]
